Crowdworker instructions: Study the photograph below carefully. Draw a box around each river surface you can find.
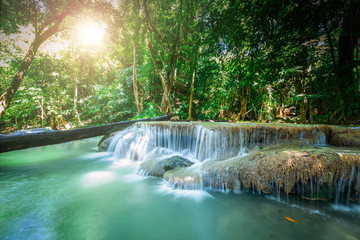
[1,137,359,240]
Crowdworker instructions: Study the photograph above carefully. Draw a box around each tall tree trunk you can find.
[294,76,309,123]
[40,95,45,128]
[90,70,96,104]
[144,0,172,114]
[238,87,248,121]
[187,46,199,120]
[133,40,142,114]
[74,79,82,125]
[148,42,173,114]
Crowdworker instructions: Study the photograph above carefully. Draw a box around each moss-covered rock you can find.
[139,156,194,177]
[327,126,360,147]
[201,142,360,200]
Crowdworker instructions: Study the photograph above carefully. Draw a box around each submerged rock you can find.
[139,156,194,177]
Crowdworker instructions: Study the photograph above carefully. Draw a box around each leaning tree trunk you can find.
[0,9,74,120]
[0,114,175,153]
[0,41,41,119]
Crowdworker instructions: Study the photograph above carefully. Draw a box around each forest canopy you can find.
[1,0,359,132]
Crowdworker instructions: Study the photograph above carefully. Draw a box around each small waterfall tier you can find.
[100,121,360,203]
[104,122,330,161]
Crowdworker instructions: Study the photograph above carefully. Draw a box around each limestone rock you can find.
[201,142,360,200]
[98,132,117,152]
[327,126,360,147]
[139,156,194,177]
[163,167,201,189]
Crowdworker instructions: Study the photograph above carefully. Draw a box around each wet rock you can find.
[98,131,117,152]
[163,167,201,189]
[98,132,116,152]
[139,156,194,177]
[201,142,360,201]
[327,127,360,147]
[101,121,360,201]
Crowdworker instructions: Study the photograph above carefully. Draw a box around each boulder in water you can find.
[139,156,194,177]
[163,167,201,190]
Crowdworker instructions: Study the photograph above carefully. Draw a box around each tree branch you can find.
[58,27,72,32]
[38,5,79,35]
[144,0,167,87]
[31,0,38,35]
[39,10,72,44]
[150,23,169,47]
[120,0,129,17]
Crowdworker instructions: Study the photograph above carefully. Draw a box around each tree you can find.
[0,0,81,119]
[336,0,360,121]
[143,0,197,114]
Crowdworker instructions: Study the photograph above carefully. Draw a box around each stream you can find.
[1,137,360,240]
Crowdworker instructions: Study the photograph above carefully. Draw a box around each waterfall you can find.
[107,122,328,162]
[108,122,251,161]
[104,122,360,204]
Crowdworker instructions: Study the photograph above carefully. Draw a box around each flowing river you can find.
[1,137,360,240]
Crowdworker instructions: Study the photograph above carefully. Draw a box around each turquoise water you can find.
[1,138,360,240]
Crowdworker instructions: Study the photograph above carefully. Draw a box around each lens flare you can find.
[78,22,105,46]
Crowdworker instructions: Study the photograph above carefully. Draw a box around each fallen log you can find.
[0,114,175,153]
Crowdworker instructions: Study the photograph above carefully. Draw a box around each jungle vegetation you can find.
[1,0,359,133]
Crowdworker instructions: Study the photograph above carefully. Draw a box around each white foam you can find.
[157,181,214,202]
[331,204,360,214]
[82,171,116,187]
[109,158,140,169]
[122,172,148,182]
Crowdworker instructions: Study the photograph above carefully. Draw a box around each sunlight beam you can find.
[77,22,106,46]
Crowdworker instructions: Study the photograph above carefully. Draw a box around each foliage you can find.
[1,0,359,132]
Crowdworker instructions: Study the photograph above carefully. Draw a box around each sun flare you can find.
[78,22,105,46]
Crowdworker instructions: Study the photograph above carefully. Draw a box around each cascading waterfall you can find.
[107,122,328,162]
[105,122,360,204]
[108,123,250,161]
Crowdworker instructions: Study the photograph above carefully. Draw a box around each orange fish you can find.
[284,216,298,223]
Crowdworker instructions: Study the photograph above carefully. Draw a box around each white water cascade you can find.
[104,122,360,204]
[107,122,328,162]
